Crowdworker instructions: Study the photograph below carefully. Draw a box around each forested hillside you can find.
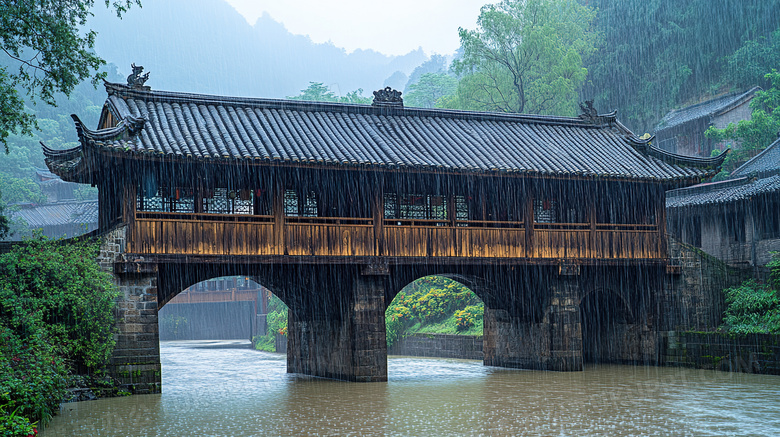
[583,0,780,132]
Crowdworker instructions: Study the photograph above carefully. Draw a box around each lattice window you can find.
[533,199,557,223]
[455,195,469,222]
[203,188,253,215]
[137,185,195,212]
[284,189,318,217]
[384,193,448,221]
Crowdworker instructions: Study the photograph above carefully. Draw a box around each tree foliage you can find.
[705,71,780,174]
[728,28,780,90]
[404,73,458,108]
[584,0,780,131]
[450,0,597,115]
[287,82,371,104]
[0,235,118,426]
[253,293,288,352]
[0,0,138,153]
[385,276,482,347]
[721,255,780,334]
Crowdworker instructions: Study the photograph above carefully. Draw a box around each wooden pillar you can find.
[372,180,384,257]
[123,184,137,252]
[657,188,667,258]
[588,195,597,258]
[273,180,285,255]
[525,195,535,256]
[194,179,204,214]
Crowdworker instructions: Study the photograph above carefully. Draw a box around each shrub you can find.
[455,305,484,331]
[721,254,780,334]
[254,293,288,352]
[0,235,117,425]
[0,402,37,437]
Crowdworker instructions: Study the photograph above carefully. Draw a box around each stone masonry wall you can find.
[98,225,161,394]
[389,334,483,360]
[661,332,780,375]
[663,238,745,331]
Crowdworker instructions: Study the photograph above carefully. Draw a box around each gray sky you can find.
[224,0,487,56]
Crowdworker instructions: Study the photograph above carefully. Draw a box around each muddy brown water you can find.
[41,340,780,436]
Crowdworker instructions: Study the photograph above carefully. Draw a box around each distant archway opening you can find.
[579,289,634,364]
[385,275,484,358]
[158,276,277,343]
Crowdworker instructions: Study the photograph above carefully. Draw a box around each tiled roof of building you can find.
[9,200,98,228]
[666,175,780,208]
[44,82,726,185]
[731,137,780,177]
[656,87,760,132]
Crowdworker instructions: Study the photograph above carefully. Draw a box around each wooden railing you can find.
[129,213,663,260]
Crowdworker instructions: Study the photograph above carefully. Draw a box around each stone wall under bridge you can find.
[100,226,670,391]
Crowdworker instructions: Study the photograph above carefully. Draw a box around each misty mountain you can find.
[88,0,428,98]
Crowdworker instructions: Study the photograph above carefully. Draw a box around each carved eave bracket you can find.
[372,87,403,108]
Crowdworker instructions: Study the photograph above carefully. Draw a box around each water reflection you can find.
[41,340,780,436]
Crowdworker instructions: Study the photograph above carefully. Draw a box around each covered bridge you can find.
[44,76,725,389]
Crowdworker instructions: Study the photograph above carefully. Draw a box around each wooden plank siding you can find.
[128,213,663,260]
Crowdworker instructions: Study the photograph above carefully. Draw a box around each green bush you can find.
[721,254,780,334]
[455,305,484,331]
[0,235,118,425]
[253,293,288,352]
[0,402,37,437]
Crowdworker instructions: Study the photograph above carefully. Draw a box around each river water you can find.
[41,340,780,436]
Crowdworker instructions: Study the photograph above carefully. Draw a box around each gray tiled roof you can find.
[732,137,780,177]
[656,87,759,132]
[10,200,98,228]
[45,83,725,184]
[666,175,780,208]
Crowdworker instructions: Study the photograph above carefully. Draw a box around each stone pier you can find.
[483,273,583,371]
[287,274,388,382]
[98,226,161,394]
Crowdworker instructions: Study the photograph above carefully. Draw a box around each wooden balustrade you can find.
[128,213,663,260]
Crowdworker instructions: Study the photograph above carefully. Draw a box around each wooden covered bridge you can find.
[44,74,725,391]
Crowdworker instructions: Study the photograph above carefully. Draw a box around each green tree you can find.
[404,73,458,108]
[450,0,598,115]
[287,82,371,104]
[705,71,780,173]
[0,0,138,153]
[728,28,780,89]
[0,192,9,239]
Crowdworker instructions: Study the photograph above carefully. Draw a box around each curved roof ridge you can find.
[104,82,610,128]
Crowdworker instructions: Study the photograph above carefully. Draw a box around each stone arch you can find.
[158,275,267,341]
[384,272,487,360]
